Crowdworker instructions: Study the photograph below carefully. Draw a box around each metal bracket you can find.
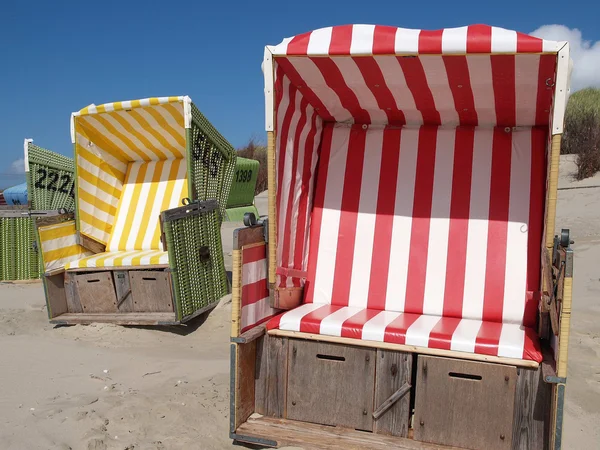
[545,375,567,384]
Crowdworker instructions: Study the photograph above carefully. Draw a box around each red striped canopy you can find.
[264,25,570,356]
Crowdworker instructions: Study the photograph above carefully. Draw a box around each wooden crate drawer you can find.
[287,340,375,431]
[129,270,173,313]
[74,271,118,313]
[414,355,516,450]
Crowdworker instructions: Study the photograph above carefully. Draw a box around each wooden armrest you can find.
[232,324,266,344]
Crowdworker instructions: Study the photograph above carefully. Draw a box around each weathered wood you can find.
[233,324,266,344]
[235,341,257,430]
[287,339,375,431]
[113,270,133,312]
[77,232,106,254]
[67,264,169,272]
[372,382,411,420]
[266,336,288,418]
[129,270,173,313]
[512,366,550,450]
[235,416,461,450]
[414,356,516,449]
[64,272,83,313]
[34,214,74,228]
[233,225,265,250]
[75,271,118,313]
[49,312,177,325]
[254,335,268,415]
[268,329,539,369]
[44,273,68,318]
[373,349,412,436]
[272,287,303,310]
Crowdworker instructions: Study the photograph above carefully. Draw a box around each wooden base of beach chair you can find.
[231,334,557,450]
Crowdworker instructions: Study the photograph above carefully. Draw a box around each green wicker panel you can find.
[26,143,76,211]
[227,157,259,208]
[0,216,41,281]
[189,104,236,220]
[163,201,228,321]
[224,204,260,222]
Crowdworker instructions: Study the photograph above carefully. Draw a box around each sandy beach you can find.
[1,156,599,450]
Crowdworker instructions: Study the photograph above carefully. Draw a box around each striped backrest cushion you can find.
[304,123,545,326]
[106,159,188,251]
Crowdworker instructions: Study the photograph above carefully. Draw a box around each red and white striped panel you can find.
[275,70,323,288]
[304,124,546,327]
[240,244,277,333]
[266,304,543,362]
[271,24,562,56]
[274,52,556,127]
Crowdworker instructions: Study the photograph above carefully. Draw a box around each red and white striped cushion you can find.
[303,124,545,327]
[240,244,276,333]
[266,304,542,362]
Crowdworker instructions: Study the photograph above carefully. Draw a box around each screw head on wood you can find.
[292,401,296,406]
[420,420,424,426]
[293,347,297,355]
[500,434,505,440]
[505,375,509,382]
[365,355,370,362]
[363,409,368,415]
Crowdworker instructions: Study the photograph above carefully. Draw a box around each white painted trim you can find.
[24,138,33,173]
[552,42,571,135]
[70,113,76,144]
[183,95,192,129]
[264,46,275,132]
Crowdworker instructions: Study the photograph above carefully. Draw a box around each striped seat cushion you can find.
[106,159,188,251]
[65,250,169,270]
[266,304,542,362]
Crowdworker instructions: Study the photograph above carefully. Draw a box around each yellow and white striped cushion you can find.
[64,250,169,269]
[38,221,94,273]
[107,159,188,251]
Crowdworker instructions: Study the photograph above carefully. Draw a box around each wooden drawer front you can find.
[129,270,173,313]
[414,356,516,450]
[75,271,118,313]
[287,340,375,431]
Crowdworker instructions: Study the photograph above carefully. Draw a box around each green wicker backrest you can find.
[26,142,76,211]
[188,104,236,219]
[162,200,228,321]
[0,215,41,281]
[227,157,259,208]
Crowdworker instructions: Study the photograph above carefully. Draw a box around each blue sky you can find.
[1,0,599,189]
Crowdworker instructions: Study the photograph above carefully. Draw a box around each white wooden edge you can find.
[268,329,539,369]
[23,138,33,173]
[263,46,275,132]
[552,42,571,135]
[183,95,192,129]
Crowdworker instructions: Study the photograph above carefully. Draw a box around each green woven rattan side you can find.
[26,143,76,211]
[189,104,236,220]
[0,216,41,281]
[227,157,259,208]
[164,206,228,321]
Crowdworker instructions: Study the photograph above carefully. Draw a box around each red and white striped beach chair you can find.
[230,24,574,449]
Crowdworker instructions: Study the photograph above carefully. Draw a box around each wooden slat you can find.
[77,232,106,254]
[233,226,265,250]
[113,270,133,312]
[374,350,412,436]
[268,329,539,369]
[235,341,257,430]
[544,134,561,249]
[266,336,288,418]
[287,340,375,431]
[414,356,516,449]
[64,272,83,313]
[234,324,266,344]
[235,416,460,450]
[254,335,268,415]
[45,273,68,318]
[49,312,177,325]
[67,264,169,272]
[512,366,550,449]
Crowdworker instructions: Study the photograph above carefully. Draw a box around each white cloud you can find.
[531,25,600,91]
[10,158,25,173]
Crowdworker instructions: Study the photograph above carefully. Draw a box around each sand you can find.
[0,158,599,450]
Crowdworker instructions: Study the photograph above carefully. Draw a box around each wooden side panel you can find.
[266,336,289,418]
[129,270,173,313]
[254,335,268,415]
[75,271,117,313]
[45,273,68,318]
[414,356,516,450]
[77,232,106,254]
[512,366,550,450]
[287,340,376,431]
[235,341,257,430]
[64,272,83,313]
[113,270,133,312]
[374,350,412,437]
